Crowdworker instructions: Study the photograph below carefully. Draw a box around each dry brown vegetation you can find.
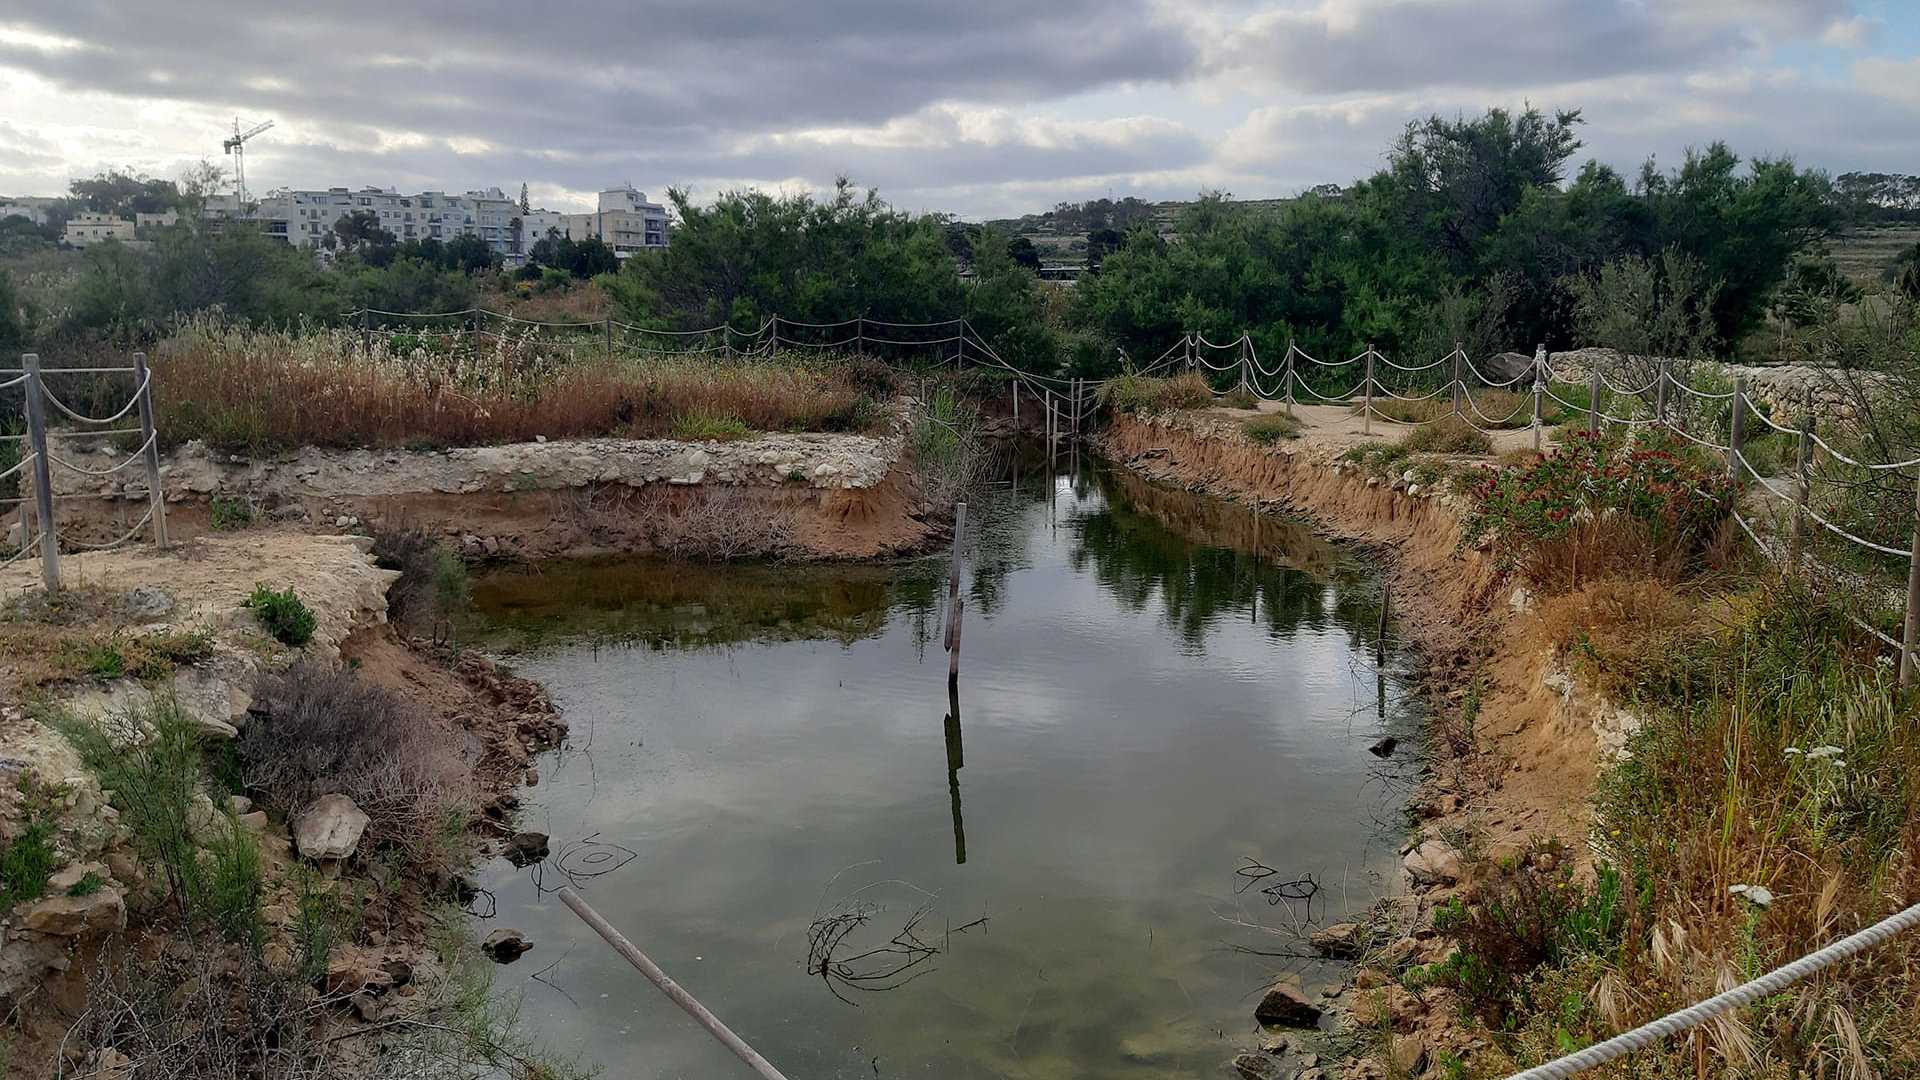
[151,320,891,453]
[1364,389,1534,428]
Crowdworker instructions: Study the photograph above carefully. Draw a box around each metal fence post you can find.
[1362,344,1374,437]
[1792,388,1812,559]
[1531,345,1546,452]
[1451,342,1464,417]
[133,352,167,550]
[1587,365,1602,436]
[1900,475,1920,689]
[1727,376,1748,487]
[22,354,59,590]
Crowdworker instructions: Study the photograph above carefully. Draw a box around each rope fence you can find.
[3,351,168,589]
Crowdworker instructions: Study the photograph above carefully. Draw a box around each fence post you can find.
[769,316,780,354]
[360,307,371,354]
[1284,338,1296,418]
[22,354,59,591]
[1902,478,1919,690]
[1362,344,1374,437]
[1012,380,1019,430]
[1587,365,1602,436]
[1727,376,1748,488]
[1655,359,1670,426]
[133,352,168,550]
[1450,342,1464,418]
[944,502,966,653]
[855,316,865,355]
[1792,389,1812,559]
[1531,345,1546,453]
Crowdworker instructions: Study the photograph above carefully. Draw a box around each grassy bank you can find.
[150,320,893,453]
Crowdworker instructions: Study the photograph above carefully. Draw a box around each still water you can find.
[463,457,1421,1079]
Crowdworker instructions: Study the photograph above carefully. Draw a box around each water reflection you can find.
[463,456,1419,1080]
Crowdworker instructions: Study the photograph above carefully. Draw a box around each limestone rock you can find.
[504,831,550,867]
[482,928,533,963]
[1309,922,1365,959]
[294,794,370,860]
[1403,839,1463,887]
[21,887,126,936]
[1232,1052,1285,1080]
[1253,980,1324,1027]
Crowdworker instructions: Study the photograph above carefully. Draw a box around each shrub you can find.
[372,523,470,628]
[0,776,59,910]
[208,493,256,531]
[245,584,316,647]
[670,409,751,441]
[240,660,473,875]
[1096,372,1212,414]
[1242,413,1302,444]
[1368,390,1534,429]
[1462,428,1734,586]
[910,385,984,510]
[291,866,357,985]
[1401,415,1493,455]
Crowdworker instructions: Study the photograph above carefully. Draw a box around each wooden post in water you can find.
[1376,581,1390,665]
[944,502,966,668]
[557,888,793,1080]
[1011,380,1019,430]
[948,596,964,685]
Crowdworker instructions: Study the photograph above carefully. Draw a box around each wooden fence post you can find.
[133,352,167,549]
[1284,339,1296,418]
[1901,478,1919,690]
[944,502,967,681]
[1655,359,1670,426]
[1531,345,1546,453]
[855,316,865,354]
[603,318,613,361]
[1451,342,1464,418]
[1011,380,1019,430]
[22,354,58,591]
[1587,365,1602,436]
[1793,389,1812,558]
[360,307,372,354]
[1362,344,1374,437]
[1727,377,1748,487]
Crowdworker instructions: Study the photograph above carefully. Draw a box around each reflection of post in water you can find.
[944,680,967,864]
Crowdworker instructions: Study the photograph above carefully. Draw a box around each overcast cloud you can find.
[0,0,1913,219]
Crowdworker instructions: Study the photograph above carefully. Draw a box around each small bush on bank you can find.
[910,385,984,511]
[372,523,470,628]
[1242,413,1302,444]
[0,775,60,910]
[241,660,473,875]
[1096,372,1213,414]
[1401,415,1493,455]
[209,493,256,531]
[670,409,751,441]
[245,584,316,647]
[1462,428,1733,588]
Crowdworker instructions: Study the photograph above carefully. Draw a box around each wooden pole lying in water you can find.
[1376,581,1391,665]
[557,887,793,1080]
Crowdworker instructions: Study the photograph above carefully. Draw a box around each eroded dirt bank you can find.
[32,418,934,561]
[1098,411,1627,1075]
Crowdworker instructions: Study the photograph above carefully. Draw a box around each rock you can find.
[349,992,383,1022]
[1403,839,1463,887]
[237,810,272,834]
[229,794,253,815]
[335,515,353,529]
[1366,736,1397,758]
[482,929,533,963]
[504,831,550,867]
[1254,980,1324,1027]
[48,861,110,893]
[1233,1052,1286,1080]
[21,888,126,936]
[1258,1034,1290,1054]
[187,791,228,844]
[119,585,176,621]
[320,956,391,996]
[105,851,140,885]
[1484,351,1536,383]
[524,766,539,786]
[294,794,370,861]
[1309,922,1365,959]
[382,958,414,987]
[1389,1036,1425,1074]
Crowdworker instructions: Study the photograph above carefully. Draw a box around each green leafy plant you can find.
[670,409,751,441]
[0,776,60,911]
[245,584,316,647]
[209,493,257,531]
[65,870,105,897]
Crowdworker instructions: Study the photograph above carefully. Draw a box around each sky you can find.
[0,0,1915,221]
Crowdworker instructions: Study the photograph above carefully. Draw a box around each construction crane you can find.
[222,118,274,207]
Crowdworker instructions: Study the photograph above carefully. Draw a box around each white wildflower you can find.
[1729,884,1774,908]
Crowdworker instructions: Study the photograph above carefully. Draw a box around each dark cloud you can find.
[0,1,1197,152]
[1224,0,1852,93]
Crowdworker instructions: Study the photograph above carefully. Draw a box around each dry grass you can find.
[151,319,889,452]
[1532,578,1703,700]
[1095,371,1214,414]
[240,660,473,875]
[1364,389,1534,428]
[1400,415,1494,455]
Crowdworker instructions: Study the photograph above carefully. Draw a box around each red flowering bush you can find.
[1463,429,1735,586]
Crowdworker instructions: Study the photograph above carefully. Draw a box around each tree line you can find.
[4,106,1916,371]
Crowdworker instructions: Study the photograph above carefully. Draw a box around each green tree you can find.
[0,270,26,354]
[69,169,179,215]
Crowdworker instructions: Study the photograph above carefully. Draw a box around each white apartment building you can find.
[63,212,137,247]
[254,186,523,256]
[516,187,670,260]
[0,202,48,226]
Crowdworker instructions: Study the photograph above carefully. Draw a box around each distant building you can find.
[135,210,179,230]
[63,212,137,247]
[253,186,523,256]
[566,186,669,257]
[0,202,47,226]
